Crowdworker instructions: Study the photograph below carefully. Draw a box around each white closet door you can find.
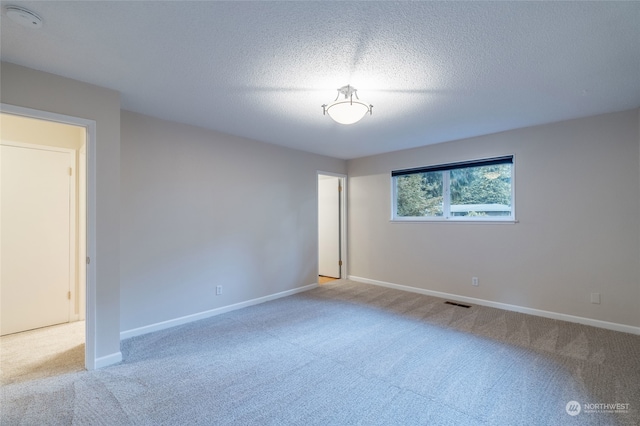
[1,144,71,335]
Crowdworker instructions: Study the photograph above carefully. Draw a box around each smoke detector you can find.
[4,5,43,29]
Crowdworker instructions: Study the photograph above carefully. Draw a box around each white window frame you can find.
[391,155,516,223]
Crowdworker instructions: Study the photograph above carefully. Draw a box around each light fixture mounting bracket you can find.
[337,85,357,100]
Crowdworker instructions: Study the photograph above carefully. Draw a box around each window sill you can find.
[390,218,518,224]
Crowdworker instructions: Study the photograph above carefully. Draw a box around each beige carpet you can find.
[2,281,639,425]
[0,321,85,386]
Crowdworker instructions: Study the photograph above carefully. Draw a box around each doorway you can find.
[0,108,94,373]
[318,172,346,284]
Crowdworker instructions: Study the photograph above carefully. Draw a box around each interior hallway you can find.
[0,321,85,385]
[318,276,338,285]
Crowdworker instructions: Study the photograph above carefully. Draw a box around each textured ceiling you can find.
[1,1,639,159]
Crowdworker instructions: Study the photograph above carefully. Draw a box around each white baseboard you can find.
[348,275,640,335]
[94,351,122,369]
[120,283,318,340]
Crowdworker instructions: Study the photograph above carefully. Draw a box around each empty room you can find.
[1,1,639,425]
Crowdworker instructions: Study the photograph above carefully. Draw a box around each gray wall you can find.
[4,61,637,360]
[120,111,346,332]
[347,109,640,328]
[1,62,122,359]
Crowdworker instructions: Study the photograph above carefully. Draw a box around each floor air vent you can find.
[445,301,471,308]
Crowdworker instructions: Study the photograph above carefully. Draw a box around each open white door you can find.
[318,175,341,278]
[1,143,73,335]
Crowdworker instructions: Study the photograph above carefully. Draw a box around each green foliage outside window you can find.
[450,165,511,206]
[395,163,512,218]
[396,171,443,217]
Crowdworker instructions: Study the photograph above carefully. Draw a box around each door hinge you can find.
[68,291,71,300]
[86,257,90,265]
[339,260,343,266]
[68,167,73,176]
[338,184,342,192]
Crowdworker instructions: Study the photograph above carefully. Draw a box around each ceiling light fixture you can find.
[322,85,372,125]
[4,5,43,29]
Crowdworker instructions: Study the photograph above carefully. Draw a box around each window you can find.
[392,156,514,221]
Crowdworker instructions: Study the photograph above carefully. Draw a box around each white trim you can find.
[78,144,87,322]
[68,149,77,323]
[1,103,98,370]
[443,169,451,218]
[348,275,640,336]
[339,175,347,279]
[94,351,122,369]
[316,171,346,179]
[317,171,348,280]
[84,121,97,370]
[0,140,74,153]
[120,283,318,340]
[390,218,518,224]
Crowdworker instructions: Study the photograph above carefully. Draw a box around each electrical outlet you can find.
[472,277,479,287]
[216,285,222,295]
[591,292,600,304]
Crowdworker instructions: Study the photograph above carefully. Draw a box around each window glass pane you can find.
[396,171,443,217]
[449,164,512,217]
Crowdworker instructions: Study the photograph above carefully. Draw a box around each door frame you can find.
[317,171,347,280]
[1,103,97,370]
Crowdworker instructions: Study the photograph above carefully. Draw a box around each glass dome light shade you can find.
[325,99,371,125]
